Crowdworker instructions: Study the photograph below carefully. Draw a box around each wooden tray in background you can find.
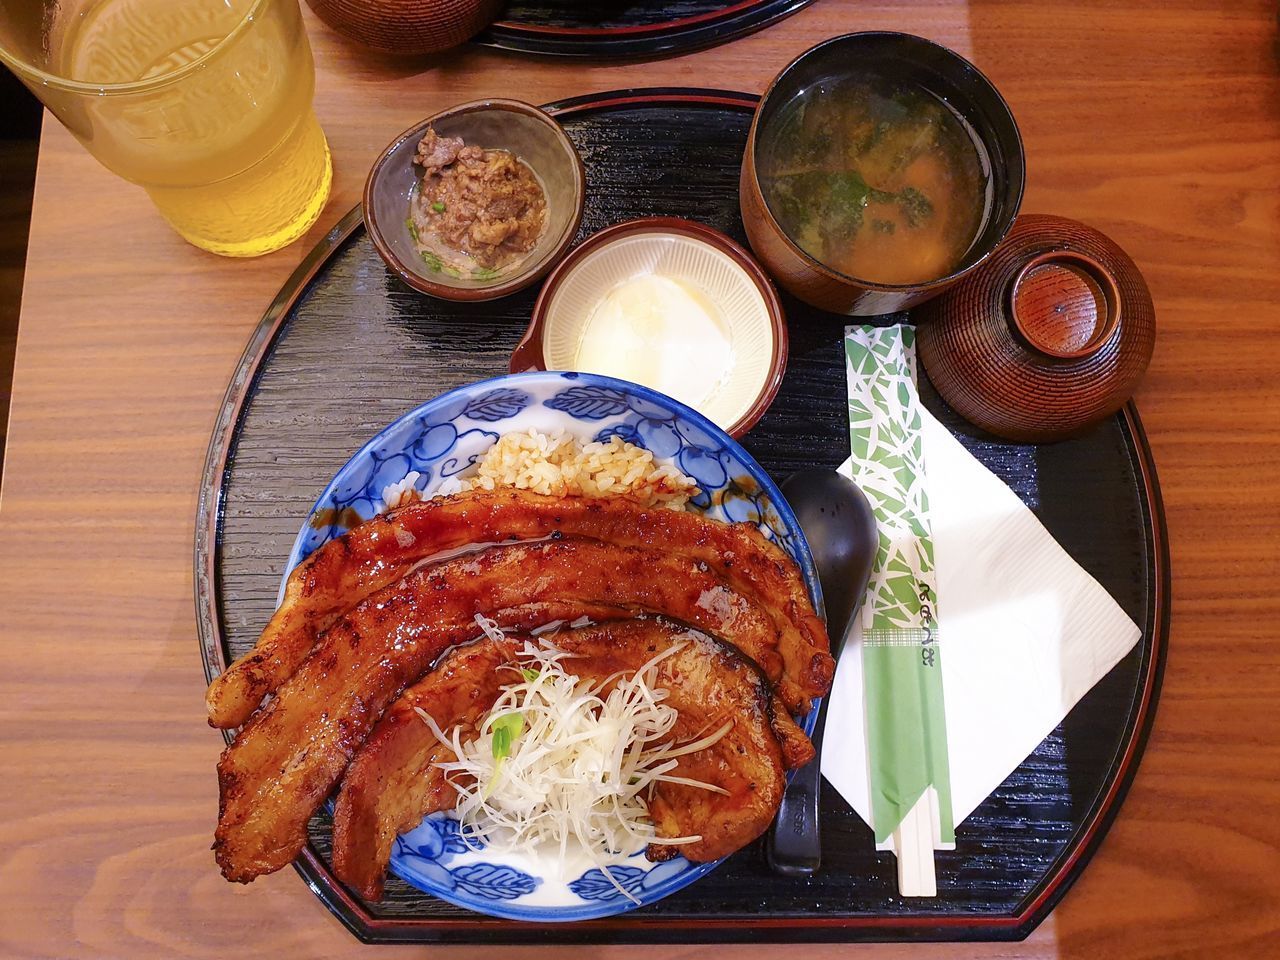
[195,89,1169,944]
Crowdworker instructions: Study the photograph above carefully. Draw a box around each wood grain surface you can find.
[1,1,1277,958]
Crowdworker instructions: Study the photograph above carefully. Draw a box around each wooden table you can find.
[2,2,1277,957]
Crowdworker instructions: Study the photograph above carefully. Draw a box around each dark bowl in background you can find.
[306,0,503,55]
[740,31,1026,317]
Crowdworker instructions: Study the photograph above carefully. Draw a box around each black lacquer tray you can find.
[475,0,816,58]
[195,89,1169,944]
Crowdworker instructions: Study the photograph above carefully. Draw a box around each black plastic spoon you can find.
[768,468,878,877]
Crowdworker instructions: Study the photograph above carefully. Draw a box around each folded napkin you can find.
[822,325,1142,843]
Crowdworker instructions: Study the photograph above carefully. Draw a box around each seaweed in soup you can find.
[760,78,989,285]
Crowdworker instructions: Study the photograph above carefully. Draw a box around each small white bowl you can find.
[512,218,788,436]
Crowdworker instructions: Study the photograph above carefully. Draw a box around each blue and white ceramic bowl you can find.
[284,371,822,922]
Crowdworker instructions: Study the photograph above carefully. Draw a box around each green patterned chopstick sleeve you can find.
[845,324,955,847]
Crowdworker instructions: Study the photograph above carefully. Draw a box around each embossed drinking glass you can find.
[0,0,332,256]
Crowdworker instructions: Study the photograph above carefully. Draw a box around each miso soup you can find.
[759,77,991,285]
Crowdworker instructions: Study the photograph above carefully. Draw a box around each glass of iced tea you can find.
[0,0,332,257]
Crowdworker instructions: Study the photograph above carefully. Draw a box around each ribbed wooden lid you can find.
[915,214,1155,442]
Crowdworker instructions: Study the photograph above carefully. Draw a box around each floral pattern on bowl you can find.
[284,370,822,922]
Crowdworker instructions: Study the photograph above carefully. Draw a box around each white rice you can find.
[381,428,700,512]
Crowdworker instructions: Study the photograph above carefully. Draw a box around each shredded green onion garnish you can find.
[420,615,732,903]
[490,711,525,762]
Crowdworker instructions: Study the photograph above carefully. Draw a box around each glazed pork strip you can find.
[205,488,832,728]
[331,637,513,901]
[213,539,787,884]
[333,618,806,901]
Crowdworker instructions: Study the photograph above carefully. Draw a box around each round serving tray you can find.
[196,88,1169,945]
[474,0,816,58]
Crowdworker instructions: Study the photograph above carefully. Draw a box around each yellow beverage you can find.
[1,0,331,257]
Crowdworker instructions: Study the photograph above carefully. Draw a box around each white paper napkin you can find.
[821,402,1143,827]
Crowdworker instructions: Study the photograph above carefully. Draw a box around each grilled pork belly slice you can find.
[205,489,831,729]
[333,618,811,900]
[214,539,792,883]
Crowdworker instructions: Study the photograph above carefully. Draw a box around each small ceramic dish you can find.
[510,218,788,437]
[286,371,821,921]
[364,99,585,301]
[740,32,1026,316]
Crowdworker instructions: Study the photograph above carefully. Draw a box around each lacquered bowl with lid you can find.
[915,214,1157,441]
[306,0,502,55]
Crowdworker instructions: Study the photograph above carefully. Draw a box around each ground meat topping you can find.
[409,126,547,275]
[413,128,464,175]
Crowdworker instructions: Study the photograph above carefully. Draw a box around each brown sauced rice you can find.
[381,429,700,511]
